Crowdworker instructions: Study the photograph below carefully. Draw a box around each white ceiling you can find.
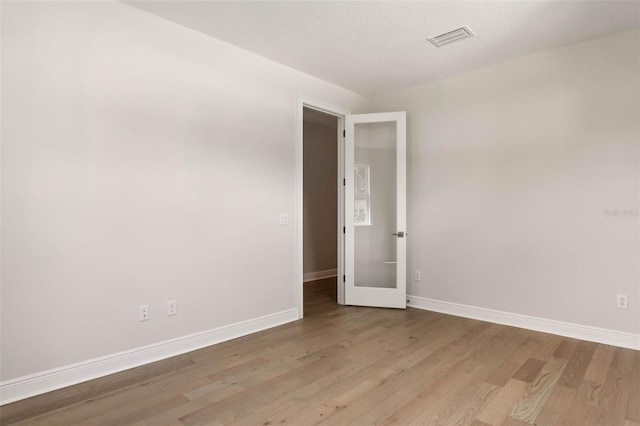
[126,1,640,97]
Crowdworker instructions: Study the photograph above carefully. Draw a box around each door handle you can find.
[392,232,406,238]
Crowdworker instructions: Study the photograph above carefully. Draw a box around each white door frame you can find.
[295,94,351,319]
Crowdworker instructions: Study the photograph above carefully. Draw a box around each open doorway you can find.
[296,96,350,318]
[303,108,339,311]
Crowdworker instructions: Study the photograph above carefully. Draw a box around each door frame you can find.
[295,94,350,319]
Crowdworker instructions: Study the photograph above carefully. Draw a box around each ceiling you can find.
[126,1,640,97]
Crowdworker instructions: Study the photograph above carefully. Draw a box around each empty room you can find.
[1,1,639,425]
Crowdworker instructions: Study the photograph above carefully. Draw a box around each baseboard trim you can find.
[407,295,640,351]
[0,308,298,405]
[303,268,337,282]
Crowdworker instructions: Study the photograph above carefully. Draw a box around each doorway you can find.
[296,96,407,317]
[302,107,338,294]
[296,96,350,318]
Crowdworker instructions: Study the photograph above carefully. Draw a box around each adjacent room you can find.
[1,1,638,424]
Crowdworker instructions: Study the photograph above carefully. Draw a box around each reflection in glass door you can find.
[354,122,397,289]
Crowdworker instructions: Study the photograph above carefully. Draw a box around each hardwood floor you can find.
[2,278,638,425]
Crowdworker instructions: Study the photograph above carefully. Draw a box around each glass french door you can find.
[344,112,406,308]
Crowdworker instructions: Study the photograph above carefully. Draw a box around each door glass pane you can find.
[354,121,397,288]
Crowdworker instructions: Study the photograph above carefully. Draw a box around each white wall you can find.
[372,28,640,334]
[0,1,368,382]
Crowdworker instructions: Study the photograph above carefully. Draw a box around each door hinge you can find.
[343,275,346,282]
[343,226,346,234]
[343,178,346,186]
[343,130,346,137]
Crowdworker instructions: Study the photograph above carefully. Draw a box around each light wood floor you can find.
[2,278,638,425]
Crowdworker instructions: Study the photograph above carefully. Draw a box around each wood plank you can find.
[577,380,603,407]
[501,418,533,426]
[533,383,576,425]
[485,337,542,387]
[595,347,633,426]
[131,383,243,425]
[509,356,568,423]
[627,352,640,423]
[476,379,528,425]
[557,340,597,389]
[563,401,600,426]
[530,334,565,361]
[444,382,499,425]
[511,358,546,383]
[552,338,579,359]
[583,344,616,384]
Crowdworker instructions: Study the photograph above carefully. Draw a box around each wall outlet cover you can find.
[139,305,149,321]
[617,294,628,309]
[167,300,177,316]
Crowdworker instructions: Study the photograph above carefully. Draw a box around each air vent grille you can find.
[427,26,474,48]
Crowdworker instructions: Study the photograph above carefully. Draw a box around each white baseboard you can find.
[303,268,337,282]
[407,295,640,351]
[0,308,298,405]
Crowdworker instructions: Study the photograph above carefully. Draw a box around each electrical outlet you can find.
[617,294,628,309]
[414,271,421,281]
[167,300,177,316]
[139,304,149,321]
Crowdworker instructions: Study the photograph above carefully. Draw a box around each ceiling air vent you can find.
[427,26,475,48]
